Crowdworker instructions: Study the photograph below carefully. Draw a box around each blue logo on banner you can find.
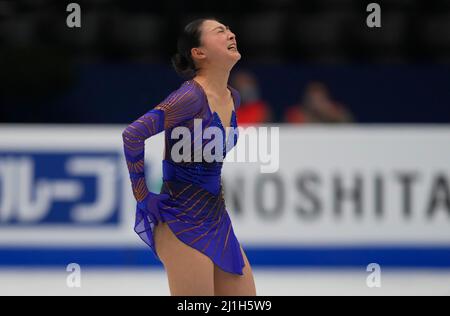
[0,151,122,226]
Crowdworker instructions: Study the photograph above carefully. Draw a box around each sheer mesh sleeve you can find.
[122,83,202,203]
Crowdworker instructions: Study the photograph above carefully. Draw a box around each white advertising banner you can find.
[0,125,449,249]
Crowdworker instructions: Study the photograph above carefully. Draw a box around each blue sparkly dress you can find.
[122,79,245,275]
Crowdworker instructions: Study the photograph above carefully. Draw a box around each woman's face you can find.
[193,20,241,68]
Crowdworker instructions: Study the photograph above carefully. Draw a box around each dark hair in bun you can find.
[171,17,221,79]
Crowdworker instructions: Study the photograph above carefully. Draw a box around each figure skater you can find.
[122,18,257,296]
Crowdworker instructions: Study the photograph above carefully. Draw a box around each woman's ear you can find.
[191,47,206,61]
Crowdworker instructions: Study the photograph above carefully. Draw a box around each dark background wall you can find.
[0,0,449,123]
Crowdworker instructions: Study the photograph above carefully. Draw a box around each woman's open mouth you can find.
[227,43,238,51]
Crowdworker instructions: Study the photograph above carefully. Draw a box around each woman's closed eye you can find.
[216,26,231,33]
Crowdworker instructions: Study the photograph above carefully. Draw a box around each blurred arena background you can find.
[0,0,450,296]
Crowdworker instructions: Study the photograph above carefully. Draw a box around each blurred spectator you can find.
[284,81,354,123]
[231,71,272,125]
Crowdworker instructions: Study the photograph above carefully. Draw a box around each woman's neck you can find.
[194,68,230,97]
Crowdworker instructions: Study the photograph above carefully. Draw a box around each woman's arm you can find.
[121,83,202,207]
[122,109,165,203]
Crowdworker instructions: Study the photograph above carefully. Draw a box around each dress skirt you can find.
[134,178,246,276]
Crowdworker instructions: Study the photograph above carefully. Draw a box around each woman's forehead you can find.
[203,20,227,31]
